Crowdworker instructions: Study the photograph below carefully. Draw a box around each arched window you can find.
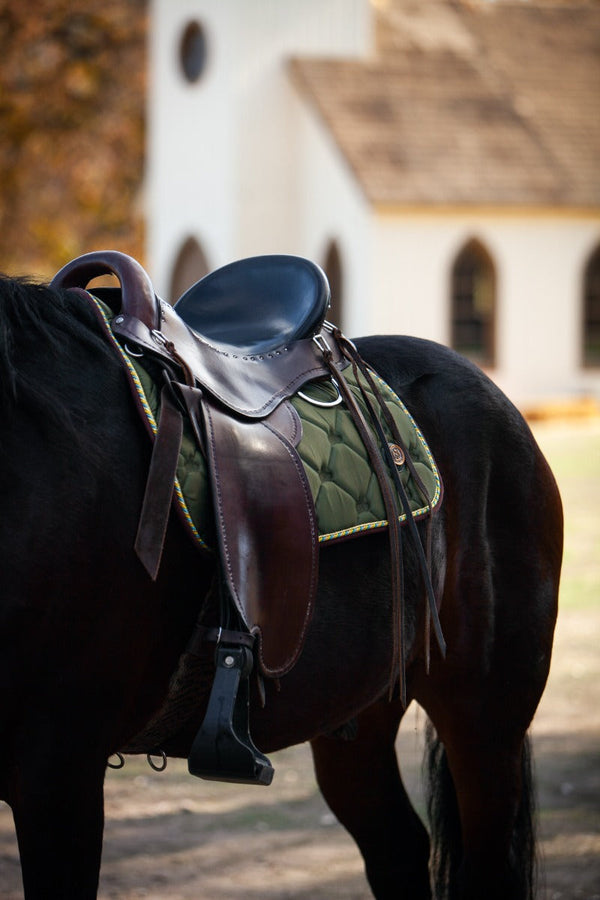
[450,239,496,367]
[583,243,600,367]
[169,236,210,303]
[323,240,344,329]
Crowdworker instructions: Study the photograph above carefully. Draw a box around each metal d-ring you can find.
[297,378,343,408]
[147,750,168,772]
[124,343,144,358]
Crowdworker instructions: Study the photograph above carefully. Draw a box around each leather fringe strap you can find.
[322,330,446,704]
[135,383,184,580]
[320,338,408,704]
[336,335,447,668]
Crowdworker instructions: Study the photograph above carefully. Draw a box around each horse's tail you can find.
[423,722,538,900]
[424,721,462,898]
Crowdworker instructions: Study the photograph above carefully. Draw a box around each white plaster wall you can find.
[233,0,372,257]
[372,215,454,340]
[290,86,372,336]
[148,0,239,295]
[373,212,600,405]
[148,0,372,294]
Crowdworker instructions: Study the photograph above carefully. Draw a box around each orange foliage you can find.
[0,0,147,279]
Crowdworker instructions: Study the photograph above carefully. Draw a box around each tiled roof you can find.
[289,1,600,207]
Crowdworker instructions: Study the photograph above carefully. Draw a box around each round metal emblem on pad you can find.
[389,443,405,467]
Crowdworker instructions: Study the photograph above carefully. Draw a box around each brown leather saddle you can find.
[52,250,343,677]
[51,250,444,784]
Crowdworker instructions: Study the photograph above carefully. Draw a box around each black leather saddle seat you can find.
[174,255,331,355]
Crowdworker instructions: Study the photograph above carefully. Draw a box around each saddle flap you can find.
[202,398,319,677]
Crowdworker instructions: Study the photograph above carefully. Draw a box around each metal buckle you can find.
[151,329,168,347]
[312,332,331,355]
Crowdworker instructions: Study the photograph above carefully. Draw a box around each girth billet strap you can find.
[135,383,185,580]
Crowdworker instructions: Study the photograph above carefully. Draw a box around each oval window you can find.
[179,21,208,84]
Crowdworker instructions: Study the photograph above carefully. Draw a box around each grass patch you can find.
[532,421,600,612]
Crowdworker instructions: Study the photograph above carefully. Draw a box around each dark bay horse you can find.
[0,274,562,899]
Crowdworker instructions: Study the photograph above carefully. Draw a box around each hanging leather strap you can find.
[335,334,446,668]
[319,339,407,702]
[320,330,446,703]
[135,384,184,580]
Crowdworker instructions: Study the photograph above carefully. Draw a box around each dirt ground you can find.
[0,421,598,899]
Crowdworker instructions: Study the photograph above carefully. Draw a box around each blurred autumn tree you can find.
[0,0,147,279]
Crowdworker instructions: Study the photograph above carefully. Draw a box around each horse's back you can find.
[357,331,563,587]
[356,333,528,444]
[356,333,562,525]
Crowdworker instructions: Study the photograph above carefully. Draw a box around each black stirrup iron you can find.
[188,644,274,785]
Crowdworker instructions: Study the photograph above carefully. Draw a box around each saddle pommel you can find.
[51,250,160,332]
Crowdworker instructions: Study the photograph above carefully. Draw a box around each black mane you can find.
[0,275,120,450]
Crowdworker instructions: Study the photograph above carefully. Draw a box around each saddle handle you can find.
[50,250,160,331]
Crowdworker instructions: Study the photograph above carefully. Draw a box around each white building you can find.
[147,0,600,408]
